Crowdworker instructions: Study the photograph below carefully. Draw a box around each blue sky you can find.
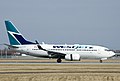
[0,0,120,49]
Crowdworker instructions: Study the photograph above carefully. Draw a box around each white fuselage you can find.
[10,44,115,60]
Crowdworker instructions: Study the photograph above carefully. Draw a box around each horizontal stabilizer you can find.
[4,44,19,48]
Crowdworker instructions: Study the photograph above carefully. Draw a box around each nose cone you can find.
[109,51,115,57]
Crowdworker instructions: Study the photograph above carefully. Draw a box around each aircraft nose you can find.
[109,51,115,57]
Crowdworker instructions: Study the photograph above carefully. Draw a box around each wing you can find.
[37,44,66,58]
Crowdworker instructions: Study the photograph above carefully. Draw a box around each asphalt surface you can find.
[0,61,119,65]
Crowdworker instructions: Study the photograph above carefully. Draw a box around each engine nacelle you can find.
[65,54,81,61]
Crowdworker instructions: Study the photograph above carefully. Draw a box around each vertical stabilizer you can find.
[5,21,35,45]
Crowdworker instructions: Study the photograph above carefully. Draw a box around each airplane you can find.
[4,20,115,63]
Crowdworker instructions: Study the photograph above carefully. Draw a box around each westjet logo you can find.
[53,45,93,49]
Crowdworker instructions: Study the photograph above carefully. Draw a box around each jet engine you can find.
[65,54,81,61]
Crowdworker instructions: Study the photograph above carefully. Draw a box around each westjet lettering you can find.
[53,45,93,49]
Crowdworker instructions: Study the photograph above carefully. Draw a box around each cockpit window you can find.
[105,49,112,51]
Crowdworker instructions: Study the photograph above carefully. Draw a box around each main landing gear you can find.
[100,60,103,63]
[57,58,62,63]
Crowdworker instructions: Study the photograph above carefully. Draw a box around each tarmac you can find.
[0,59,120,65]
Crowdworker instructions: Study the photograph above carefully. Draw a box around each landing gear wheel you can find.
[100,60,102,63]
[57,58,62,63]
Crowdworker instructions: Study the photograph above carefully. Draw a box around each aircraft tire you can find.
[57,58,62,63]
[100,60,102,63]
